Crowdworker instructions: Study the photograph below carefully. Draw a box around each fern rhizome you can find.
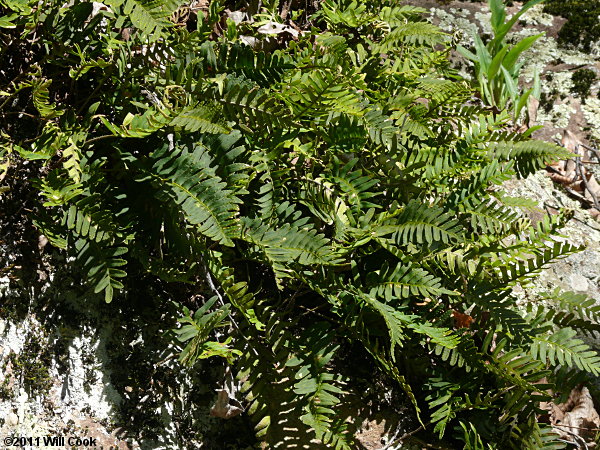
[0,0,598,447]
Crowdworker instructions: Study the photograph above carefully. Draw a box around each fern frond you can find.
[536,289,600,331]
[487,140,574,178]
[63,203,119,243]
[75,239,127,303]
[531,327,600,374]
[415,78,470,106]
[378,5,428,27]
[494,240,581,285]
[374,200,463,245]
[242,219,340,283]
[149,143,241,246]
[221,83,292,133]
[367,262,458,301]
[169,104,231,134]
[377,21,447,52]
[104,0,179,38]
[101,107,171,138]
[287,323,354,449]
[299,176,350,239]
[284,68,365,119]
[362,107,399,152]
[328,158,380,211]
[467,200,523,235]
[62,138,83,183]
[363,295,459,358]
[175,296,237,366]
[200,42,295,86]
[34,170,83,207]
[31,78,62,118]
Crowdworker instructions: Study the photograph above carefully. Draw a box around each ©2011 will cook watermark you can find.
[3,435,98,447]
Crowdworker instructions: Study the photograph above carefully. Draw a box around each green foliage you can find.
[457,0,543,123]
[1,0,598,447]
[175,296,240,365]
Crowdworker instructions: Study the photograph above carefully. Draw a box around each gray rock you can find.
[5,412,18,427]
[570,273,590,292]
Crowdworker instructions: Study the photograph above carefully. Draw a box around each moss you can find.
[0,358,12,400]
[539,88,561,114]
[570,68,598,104]
[8,332,53,397]
[544,0,600,53]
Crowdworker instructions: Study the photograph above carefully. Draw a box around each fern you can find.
[287,323,354,448]
[241,218,340,284]
[367,262,457,301]
[5,0,596,447]
[375,199,464,245]
[487,140,574,178]
[148,142,241,246]
[169,104,231,134]
[103,0,180,39]
[75,239,127,303]
[175,296,239,366]
[220,83,292,133]
[531,327,600,374]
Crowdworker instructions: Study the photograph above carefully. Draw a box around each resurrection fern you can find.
[102,0,181,39]
[2,0,599,447]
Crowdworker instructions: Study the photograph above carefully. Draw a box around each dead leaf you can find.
[527,96,539,127]
[562,129,586,158]
[452,310,473,329]
[257,22,299,38]
[210,389,244,419]
[540,385,600,446]
[190,0,209,12]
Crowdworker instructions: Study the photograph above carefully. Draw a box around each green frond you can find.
[284,68,365,119]
[221,83,292,133]
[63,203,119,243]
[425,378,460,437]
[34,170,83,207]
[242,219,340,283]
[300,177,351,239]
[103,0,180,39]
[363,295,459,359]
[531,327,600,374]
[200,42,295,86]
[175,296,238,366]
[328,158,380,211]
[149,142,241,246]
[378,5,428,27]
[75,239,127,303]
[467,200,523,235]
[62,138,83,184]
[205,257,265,331]
[319,0,369,29]
[415,78,470,106]
[447,160,513,210]
[287,323,354,449]
[374,199,463,245]
[536,288,600,330]
[31,78,62,118]
[169,104,231,134]
[362,107,399,151]
[487,140,574,178]
[494,240,581,285]
[367,262,458,301]
[101,107,172,138]
[377,21,448,52]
